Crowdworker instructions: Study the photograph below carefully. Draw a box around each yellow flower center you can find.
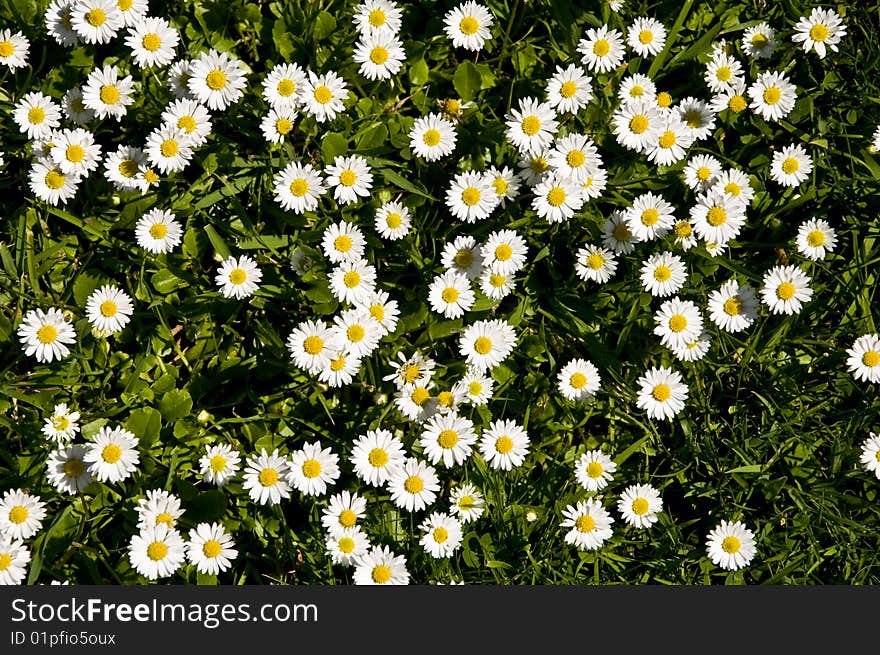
[657,91,672,107]
[781,158,799,174]
[674,220,692,238]
[723,297,742,316]
[372,565,392,583]
[586,253,604,270]
[776,282,795,300]
[441,287,459,303]
[209,455,227,472]
[45,169,66,190]
[570,372,587,389]
[8,506,28,524]
[28,106,46,124]
[339,170,357,186]
[669,314,688,332]
[751,33,768,48]
[632,498,649,515]
[862,351,880,367]
[369,303,385,321]
[343,271,361,288]
[175,115,196,134]
[560,81,577,98]
[495,436,514,454]
[303,335,324,355]
[638,30,654,44]
[403,364,421,383]
[437,391,454,407]
[468,381,483,396]
[763,87,781,105]
[576,515,595,533]
[99,85,120,105]
[806,230,825,247]
[258,468,278,486]
[729,95,747,113]
[228,268,247,285]
[86,8,106,26]
[652,384,671,402]
[530,157,548,173]
[474,336,492,355]
[461,187,481,206]
[724,182,741,196]
[411,386,430,406]
[202,540,222,558]
[277,79,295,96]
[653,265,671,282]
[338,537,355,554]
[658,131,677,148]
[0,42,14,58]
[142,33,161,51]
[53,416,70,431]
[445,98,461,114]
[275,118,293,135]
[206,70,227,90]
[155,512,174,526]
[160,139,179,157]
[347,324,365,342]
[313,85,333,104]
[146,541,168,561]
[587,462,605,478]
[547,187,567,207]
[422,128,441,146]
[721,536,741,554]
[149,222,168,239]
[63,458,84,477]
[118,0,133,10]
[438,429,458,449]
[489,274,505,287]
[369,46,389,65]
[630,85,644,97]
[629,114,649,134]
[696,166,711,181]
[37,324,58,343]
[368,448,388,467]
[65,144,85,163]
[334,235,352,253]
[290,178,309,196]
[716,66,731,82]
[707,207,727,226]
[330,355,346,371]
[459,16,479,35]
[809,24,829,42]
[454,249,473,268]
[433,527,449,543]
[385,212,402,228]
[641,208,659,226]
[102,444,122,464]
[404,475,424,494]
[521,115,541,136]
[99,300,117,317]
[144,169,160,183]
[593,39,610,56]
[368,9,386,27]
[566,150,585,168]
[492,176,508,195]
[338,509,357,528]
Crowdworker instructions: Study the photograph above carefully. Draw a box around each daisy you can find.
[0,536,30,585]
[602,210,637,254]
[452,369,494,406]
[358,289,400,335]
[383,349,436,389]
[711,168,755,204]
[419,512,464,558]
[84,425,140,483]
[0,30,29,69]
[48,128,101,177]
[443,1,494,52]
[301,70,349,123]
[387,457,439,512]
[45,0,80,47]
[479,418,529,470]
[486,165,520,207]
[198,444,241,487]
[446,171,498,223]
[577,24,626,74]
[845,334,880,384]
[128,524,186,580]
[242,448,291,506]
[375,201,412,240]
[321,491,367,536]
[186,522,237,575]
[318,349,362,388]
[795,218,836,261]
[62,86,96,125]
[710,78,749,115]
[428,270,475,319]
[557,358,601,402]
[635,366,689,421]
[625,192,675,242]
[672,219,698,251]
[103,144,145,191]
[134,163,161,194]
[769,144,812,188]
[17,307,76,363]
[322,220,366,265]
[703,240,728,258]
[262,62,307,110]
[331,308,382,358]
[394,382,437,423]
[517,149,551,186]
[689,191,747,245]
[287,441,340,497]
[125,16,179,68]
[573,449,616,492]
[85,284,133,335]
[287,319,341,373]
[792,7,846,59]
[545,63,593,115]
[653,297,704,350]
[42,403,80,445]
[707,279,759,333]
[627,16,666,58]
[532,173,584,223]
[326,527,371,567]
[162,98,212,147]
[353,0,403,37]
[458,319,516,372]
[70,0,123,44]
[29,160,81,207]
[420,412,477,468]
[646,115,694,166]
[760,265,813,315]
[640,251,687,297]
[0,490,47,540]
[655,90,675,115]
[82,64,134,121]
[441,234,484,279]
[354,31,405,81]
[187,49,248,111]
[409,112,457,161]
[350,428,406,487]
[548,132,599,184]
[678,96,716,141]
[683,154,722,192]
[618,73,657,104]
[329,258,377,305]
[215,254,262,300]
[742,22,777,60]
[13,92,62,140]
[274,161,326,214]
[671,331,712,363]
[706,519,756,571]
[135,489,183,530]
[135,208,182,254]
[561,499,614,551]
[145,123,194,174]
[477,266,514,301]
[748,71,797,122]
[353,545,410,585]
[505,97,558,156]
[167,59,194,99]
[449,483,485,522]
[325,154,373,206]
[617,484,662,529]
[45,445,92,494]
[575,244,617,284]
[704,50,743,94]
[859,433,880,479]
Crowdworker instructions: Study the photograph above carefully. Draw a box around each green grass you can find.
[1,0,879,585]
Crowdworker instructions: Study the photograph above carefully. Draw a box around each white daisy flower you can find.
[353,545,409,585]
[449,483,485,522]
[683,154,722,192]
[322,220,366,265]
[329,258,377,305]
[859,432,880,478]
[625,191,675,242]
[710,78,749,115]
[711,168,755,204]
[545,63,593,115]
[678,96,716,141]
[30,160,81,206]
[262,62,307,110]
[198,444,241,487]
[135,488,183,531]
[707,279,759,333]
[17,307,76,363]
[458,318,516,373]
[577,24,626,74]
[0,29,29,69]
[301,70,349,123]
[0,536,30,585]
[321,491,367,536]
[639,250,687,297]
[420,412,477,468]
[617,484,662,529]
[325,154,373,206]
[516,149,551,186]
[769,144,812,188]
[274,161,326,214]
[504,96,559,156]
[61,86,96,126]
[387,457,440,512]
[331,308,382,358]
[287,319,342,374]
[627,16,666,58]
[125,16,179,68]
[689,191,747,245]
[287,441,340,497]
[214,255,262,300]
[103,144,146,191]
[646,114,694,166]
[0,490,47,540]
[419,512,464,558]
[395,381,435,422]
[242,448,290,506]
[187,49,248,111]
[480,229,527,276]
[795,218,836,261]
[135,208,182,254]
[162,98,212,147]
[478,266,516,301]
[134,163,161,194]
[486,165,520,207]
[45,0,80,47]
[602,209,637,254]
[350,428,406,487]
[557,358,601,402]
[13,91,62,140]
[186,522,237,576]
[671,331,712,363]
[70,0,124,44]
[706,520,756,571]
[85,284,134,335]
[548,132,600,184]
[167,59,195,99]
[704,50,743,93]
[82,64,134,121]
[635,365,689,421]
[575,244,617,284]
[574,449,616,492]
[358,289,400,335]
[845,334,880,384]
[672,219,698,251]
[318,349,362,388]
[446,170,499,223]
[84,425,140,483]
[742,22,777,60]
[441,234,484,279]
[759,265,813,315]
[353,0,403,37]
[479,418,529,470]
[145,123,194,174]
[443,1,494,52]
[42,403,80,445]
[748,71,797,122]
[45,444,92,495]
[653,297,704,350]
[409,112,457,161]
[532,173,584,224]
[453,369,494,406]
[374,201,412,240]
[428,270,475,319]
[561,499,614,551]
[383,349,436,389]
[353,31,405,81]
[325,527,371,567]
[792,7,846,59]
[128,524,186,580]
